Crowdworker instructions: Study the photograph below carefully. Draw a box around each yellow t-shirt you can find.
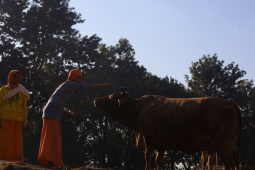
[0,86,28,126]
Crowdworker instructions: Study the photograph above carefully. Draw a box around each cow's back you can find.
[136,96,239,153]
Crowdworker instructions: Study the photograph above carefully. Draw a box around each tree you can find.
[0,0,30,85]
[1,1,199,168]
[235,79,255,166]
[185,54,246,99]
[0,0,90,165]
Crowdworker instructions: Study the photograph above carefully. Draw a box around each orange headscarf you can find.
[58,69,82,94]
[7,70,21,89]
[66,69,82,81]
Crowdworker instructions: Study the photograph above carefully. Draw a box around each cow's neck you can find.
[127,99,138,130]
[115,99,139,130]
[123,99,140,130]
[131,99,143,131]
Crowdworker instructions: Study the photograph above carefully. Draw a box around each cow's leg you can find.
[136,132,146,151]
[201,151,208,170]
[144,137,153,170]
[208,153,215,170]
[216,153,221,166]
[219,149,236,170]
[155,149,165,170]
[144,148,153,170]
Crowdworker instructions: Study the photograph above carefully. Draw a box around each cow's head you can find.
[94,87,135,128]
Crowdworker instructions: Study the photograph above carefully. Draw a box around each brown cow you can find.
[94,88,241,170]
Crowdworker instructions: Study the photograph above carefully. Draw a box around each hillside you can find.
[1,160,255,170]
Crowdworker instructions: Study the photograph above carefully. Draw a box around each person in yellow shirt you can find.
[0,70,29,162]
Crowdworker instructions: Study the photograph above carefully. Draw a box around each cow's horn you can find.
[121,87,129,94]
[124,87,129,94]
[121,87,125,94]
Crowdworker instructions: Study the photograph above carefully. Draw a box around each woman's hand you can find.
[62,110,76,119]
[104,83,116,87]
[92,83,116,89]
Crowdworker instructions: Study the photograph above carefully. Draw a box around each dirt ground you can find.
[1,160,255,170]
[0,160,49,170]
[194,165,255,170]
[0,160,133,170]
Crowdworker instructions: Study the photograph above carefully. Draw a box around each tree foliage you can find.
[185,54,246,99]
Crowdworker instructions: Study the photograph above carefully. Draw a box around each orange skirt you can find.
[0,120,24,162]
[38,118,63,167]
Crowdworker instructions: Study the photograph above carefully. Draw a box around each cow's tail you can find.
[230,100,242,170]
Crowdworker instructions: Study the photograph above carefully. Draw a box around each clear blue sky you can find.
[69,0,255,87]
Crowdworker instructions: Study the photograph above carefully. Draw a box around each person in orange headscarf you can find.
[38,69,115,168]
[0,70,29,162]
